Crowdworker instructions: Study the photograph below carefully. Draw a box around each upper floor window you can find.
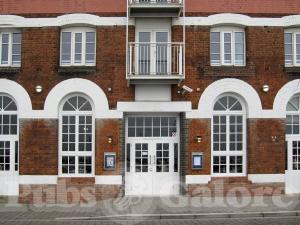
[285,30,300,67]
[210,27,245,66]
[60,27,96,67]
[0,31,21,67]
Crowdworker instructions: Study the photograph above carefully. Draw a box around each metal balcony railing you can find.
[128,42,184,78]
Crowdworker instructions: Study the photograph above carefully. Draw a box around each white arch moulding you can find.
[187,78,263,119]
[44,78,122,119]
[273,79,300,118]
[0,79,32,118]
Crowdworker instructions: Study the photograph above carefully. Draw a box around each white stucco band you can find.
[187,78,263,119]
[44,78,122,119]
[2,13,300,28]
[0,79,32,117]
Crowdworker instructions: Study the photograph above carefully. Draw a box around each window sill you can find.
[0,67,21,75]
[199,62,255,77]
[58,66,96,75]
[284,66,300,75]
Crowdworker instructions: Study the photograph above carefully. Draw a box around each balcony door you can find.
[137,31,170,75]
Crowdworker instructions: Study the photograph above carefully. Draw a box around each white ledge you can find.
[117,101,191,112]
[2,13,300,28]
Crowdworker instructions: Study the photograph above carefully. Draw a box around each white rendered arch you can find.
[0,79,32,117]
[44,78,115,118]
[196,78,262,118]
[273,79,300,118]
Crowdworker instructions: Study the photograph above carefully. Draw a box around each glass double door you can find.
[286,138,300,194]
[125,140,179,196]
[137,30,170,75]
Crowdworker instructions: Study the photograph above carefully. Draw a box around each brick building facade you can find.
[0,0,300,203]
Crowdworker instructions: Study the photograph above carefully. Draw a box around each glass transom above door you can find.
[127,116,177,137]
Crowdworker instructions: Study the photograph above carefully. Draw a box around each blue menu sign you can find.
[104,152,116,170]
[192,153,203,170]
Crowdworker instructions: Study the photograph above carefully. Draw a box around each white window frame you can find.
[211,94,247,177]
[59,94,95,177]
[0,94,19,175]
[284,29,300,67]
[60,27,96,67]
[0,29,22,67]
[210,27,246,67]
[286,95,300,136]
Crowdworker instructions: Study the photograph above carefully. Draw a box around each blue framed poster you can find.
[192,152,203,170]
[104,152,116,170]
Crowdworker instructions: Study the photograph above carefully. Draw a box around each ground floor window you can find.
[59,95,94,176]
[212,95,246,176]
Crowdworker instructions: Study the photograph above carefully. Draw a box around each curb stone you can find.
[56,211,300,221]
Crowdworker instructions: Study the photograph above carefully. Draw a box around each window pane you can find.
[1,34,9,65]
[12,33,21,43]
[211,32,220,65]
[211,32,220,43]
[235,32,244,65]
[74,33,82,64]
[12,33,21,65]
[285,33,293,65]
[86,32,95,43]
[224,33,232,64]
[61,32,71,65]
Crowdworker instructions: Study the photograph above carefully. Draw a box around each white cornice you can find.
[174,13,300,27]
[0,14,133,28]
[1,13,300,28]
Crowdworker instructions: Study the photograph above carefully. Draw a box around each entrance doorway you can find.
[125,115,180,196]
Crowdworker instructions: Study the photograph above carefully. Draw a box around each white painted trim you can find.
[19,175,58,185]
[273,79,300,118]
[117,101,191,112]
[0,79,32,117]
[44,78,122,119]
[2,13,300,28]
[95,175,122,185]
[185,175,211,184]
[0,14,133,28]
[173,14,300,27]
[248,174,285,183]
[195,78,263,119]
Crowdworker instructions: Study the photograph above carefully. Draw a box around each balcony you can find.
[127,42,184,84]
[128,0,184,17]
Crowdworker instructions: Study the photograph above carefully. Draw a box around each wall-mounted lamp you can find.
[271,136,278,142]
[108,87,112,93]
[196,136,202,143]
[35,85,43,93]
[108,136,113,144]
[262,84,270,93]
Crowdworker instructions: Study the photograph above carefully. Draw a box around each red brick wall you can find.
[1,26,134,110]
[186,119,211,175]
[0,25,292,111]
[95,119,122,176]
[248,119,286,174]
[172,26,291,110]
[19,119,58,175]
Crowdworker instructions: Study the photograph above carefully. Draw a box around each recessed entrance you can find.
[125,115,180,196]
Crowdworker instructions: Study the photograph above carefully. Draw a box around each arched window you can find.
[59,95,94,176]
[286,95,300,135]
[212,95,246,176]
[286,95,300,171]
[0,94,19,172]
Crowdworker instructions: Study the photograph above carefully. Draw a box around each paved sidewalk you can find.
[0,195,300,221]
